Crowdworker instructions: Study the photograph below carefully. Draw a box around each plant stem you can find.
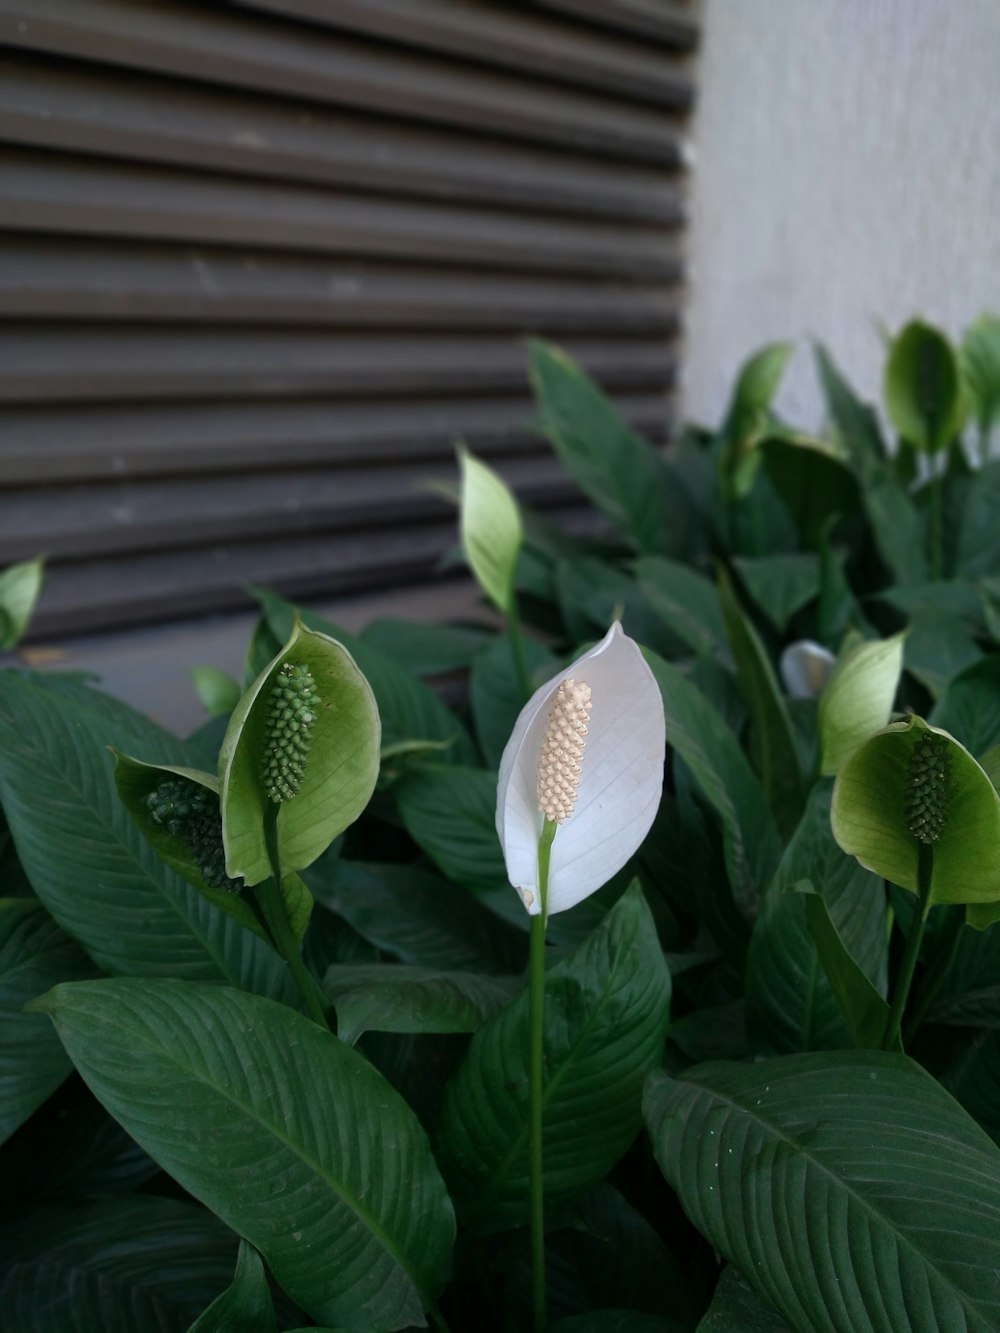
[259,803,330,1030]
[507,595,532,702]
[529,817,557,1333]
[882,843,934,1050]
[904,904,964,1043]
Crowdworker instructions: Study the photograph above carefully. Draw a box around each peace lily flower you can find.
[496,622,666,917]
[780,639,836,700]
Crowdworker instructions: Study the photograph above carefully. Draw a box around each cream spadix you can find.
[496,623,665,916]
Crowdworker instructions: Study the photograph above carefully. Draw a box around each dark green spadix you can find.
[261,661,320,803]
[147,777,241,893]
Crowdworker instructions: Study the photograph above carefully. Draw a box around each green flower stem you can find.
[529,816,557,1333]
[507,595,532,701]
[904,904,964,1043]
[882,843,934,1050]
[259,803,330,1030]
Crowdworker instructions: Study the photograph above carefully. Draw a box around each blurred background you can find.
[1,0,997,724]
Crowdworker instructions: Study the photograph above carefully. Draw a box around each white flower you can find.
[496,623,666,916]
[780,639,836,699]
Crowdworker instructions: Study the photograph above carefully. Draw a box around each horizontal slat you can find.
[0,150,680,277]
[534,0,698,50]
[0,392,669,484]
[0,0,684,164]
[0,55,681,221]
[28,505,602,638]
[0,454,576,562]
[0,237,680,331]
[0,329,675,404]
[236,0,693,105]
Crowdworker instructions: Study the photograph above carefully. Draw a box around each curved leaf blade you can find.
[645,1051,1000,1333]
[437,883,670,1232]
[188,1240,277,1333]
[458,445,523,616]
[32,978,455,1332]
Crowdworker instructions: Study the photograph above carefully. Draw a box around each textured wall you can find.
[682,0,1000,431]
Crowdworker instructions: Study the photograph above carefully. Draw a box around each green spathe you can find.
[818,631,905,775]
[831,716,1000,905]
[884,319,966,453]
[458,445,523,616]
[220,623,380,886]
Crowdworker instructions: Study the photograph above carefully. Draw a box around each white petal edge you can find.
[780,639,836,700]
[496,623,666,916]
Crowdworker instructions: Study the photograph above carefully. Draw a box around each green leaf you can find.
[255,589,477,765]
[438,883,670,1232]
[221,623,380,885]
[191,666,242,719]
[645,1050,1000,1333]
[903,605,983,699]
[732,553,820,633]
[745,785,886,1055]
[555,557,686,659]
[324,963,519,1045]
[697,1267,792,1332]
[717,567,803,835]
[458,445,523,616]
[941,1029,1000,1145]
[529,340,691,555]
[814,342,887,472]
[930,655,1000,757]
[551,1314,683,1333]
[832,715,1000,904]
[644,652,782,916]
[361,619,491,677]
[0,673,295,998]
[306,858,525,975]
[0,1194,238,1333]
[885,319,966,453]
[962,312,1000,441]
[188,1240,277,1333]
[0,898,97,1144]
[717,343,793,484]
[818,631,905,775]
[33,978,455,1331]
[0,556,45,650]
[860,465,929,585]
[394,764,506,892]
[759,432,859,548]
[953,459,1000,578]
[113,752,312,945]
[470,633,557,770]
[800,885,893,1050]
[635,556,729,659]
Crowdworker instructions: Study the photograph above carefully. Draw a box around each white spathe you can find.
[496,623,666,917]
[780,639,836,700]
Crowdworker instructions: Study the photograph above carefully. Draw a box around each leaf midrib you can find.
[678,1077,998,1327]
[81,1011,428,1310]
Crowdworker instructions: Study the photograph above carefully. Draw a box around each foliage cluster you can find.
[1,315,1000,1332]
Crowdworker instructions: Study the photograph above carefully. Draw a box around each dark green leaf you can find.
[953,460,1000,577]
[940,1029,1000,1145]
[717,568,802,836]
[188,1240,277,1333]
[697,1267,792,1332]
[862,466,929,586]
[0,673,295,999]
[635,557,728,659]
[904,606,983,699]
[307,857,524,974]
[529,340,692,555]
[716,343,793,479]
[733,553,820,633]
[470,633,557,769]
[550,1314,683,1333]
[746,785,886,1055]
[644,652,782,916]
[555,558,686,659]
[438,883,670,1231]
[33,978,455,1331]
[394,764,506,892]
[0,898,97,1143]
[325,963,519,1044]
[885,319,966,453]
[645,1051,1000,1333]
[930,655,1000,757]
[760,433,859,548]
[361,619,491,676]
[0,1194,237,1333]
[800,885,893,1050]
[814,342,887,472]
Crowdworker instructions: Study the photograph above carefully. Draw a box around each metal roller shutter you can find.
[0,0,696,638]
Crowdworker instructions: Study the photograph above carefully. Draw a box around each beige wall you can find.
[682,0,1000,432]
